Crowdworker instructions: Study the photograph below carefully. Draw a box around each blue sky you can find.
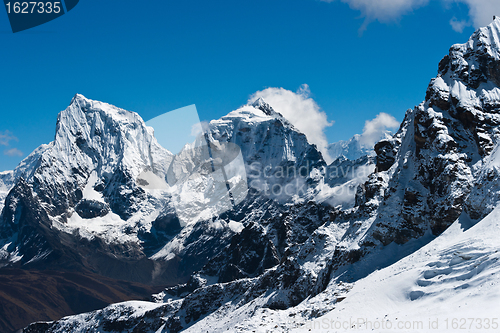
[0,0,492,171]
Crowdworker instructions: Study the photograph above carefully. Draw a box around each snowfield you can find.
[300,208,500,333]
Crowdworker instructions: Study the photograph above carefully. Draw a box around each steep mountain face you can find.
[155,98,326,230]
[0,90,336,294]
[144,98,334,284]
[209,98,325,200]
[0,172,12,214]
[0,94,175,283]
[355,17,500,246]
[21,18,500,333]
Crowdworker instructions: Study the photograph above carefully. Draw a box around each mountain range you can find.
[2,17,500,333]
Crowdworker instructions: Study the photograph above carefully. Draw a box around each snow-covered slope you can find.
[22,206,498,333]
[23,205,499,333]
[304,208,500,332]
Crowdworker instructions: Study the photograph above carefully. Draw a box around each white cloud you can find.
[190,122,203,137]
[322,0,500,32]
[450,16,469,33]
[454,0,500,29]
[249,84,334,163]
[4,148,23,157]
[359,112,399,148]
[191,121,210,138]
[322,0,429,33]
[0,130,18,146]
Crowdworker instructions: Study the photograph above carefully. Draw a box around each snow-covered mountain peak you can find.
[1,95,174,241]
[250,96,266,108]
[206,99,321,167]
[54,94,171,181]
[70,92,88,105]
[218,105,274,123]
[356,18,500,248]
[446,17,500,64]
[437,18,500,92]
[250,97,281,117]
[61,93,152,139]
[0,95,180,282]
[466,17,500,60]
[220,98,284,124]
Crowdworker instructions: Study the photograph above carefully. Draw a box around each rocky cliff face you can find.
[355,17,500,247]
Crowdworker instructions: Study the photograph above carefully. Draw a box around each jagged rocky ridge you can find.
[19,18,500,332]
